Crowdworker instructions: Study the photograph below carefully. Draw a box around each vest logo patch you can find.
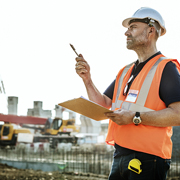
[125,89,139,103]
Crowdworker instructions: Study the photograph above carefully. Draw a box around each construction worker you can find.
[75,7,180,180]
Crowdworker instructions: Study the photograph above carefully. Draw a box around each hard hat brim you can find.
[122,17,136,28]
[122,17,166,36]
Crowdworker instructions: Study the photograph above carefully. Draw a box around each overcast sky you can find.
[0,0,179,119]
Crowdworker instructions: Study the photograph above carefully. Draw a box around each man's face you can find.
[125,22,150,50]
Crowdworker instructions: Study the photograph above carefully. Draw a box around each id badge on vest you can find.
[125,90,139,103]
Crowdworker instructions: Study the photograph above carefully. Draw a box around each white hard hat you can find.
[122,7,166,36]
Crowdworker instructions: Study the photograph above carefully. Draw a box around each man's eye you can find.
[128,26,136,30]
[129,26,135,30]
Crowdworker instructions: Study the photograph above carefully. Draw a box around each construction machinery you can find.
[27,117,80,148]
[0,114,80,148]
[0,122,32,148]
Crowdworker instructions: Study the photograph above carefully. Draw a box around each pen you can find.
[69,44,79,57]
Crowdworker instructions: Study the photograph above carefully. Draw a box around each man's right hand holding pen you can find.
[75,54,91,83]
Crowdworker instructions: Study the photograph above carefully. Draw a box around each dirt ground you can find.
[1,163,180,180]
[0,163,108,180]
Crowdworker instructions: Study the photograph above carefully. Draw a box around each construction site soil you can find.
[0,163,108,180]
[1,163,180,180]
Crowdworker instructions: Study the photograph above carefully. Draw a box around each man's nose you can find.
[125,29,130,36]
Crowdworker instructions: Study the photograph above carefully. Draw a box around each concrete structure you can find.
[0,159,64,172]
[27,101,52,118]
[54,105,63,118]
[8,96,18,115]
[77,115,109,144]
[101,123,109,134]
[80,115,101,134]
[55,105,76,119]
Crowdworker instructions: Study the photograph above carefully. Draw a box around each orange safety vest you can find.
[106,54,180,159]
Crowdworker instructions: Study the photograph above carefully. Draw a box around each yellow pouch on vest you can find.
[128,158,142,174]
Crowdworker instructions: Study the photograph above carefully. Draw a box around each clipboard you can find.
[58,97,113,121]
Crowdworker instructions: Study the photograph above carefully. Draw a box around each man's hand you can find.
[75,54,91,82]
[105,109,135,125]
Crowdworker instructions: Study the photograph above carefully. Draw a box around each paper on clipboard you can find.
[58,97,113,121]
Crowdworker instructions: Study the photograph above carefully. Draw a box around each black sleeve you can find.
[103,79,116,100]
[159,61,180,107]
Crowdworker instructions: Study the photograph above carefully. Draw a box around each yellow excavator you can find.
[33,117,80,148]
[0,122,31,147]
[42,117,79,136]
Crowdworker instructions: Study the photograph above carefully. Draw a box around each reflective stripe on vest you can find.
[112,56,168,111]
[111,62,134,110]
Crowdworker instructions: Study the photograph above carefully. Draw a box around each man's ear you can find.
[149,27,154,33]
[149,26,157,34]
